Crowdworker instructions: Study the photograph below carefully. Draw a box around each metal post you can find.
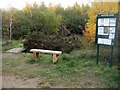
[109,46,113,67]
[96,45,99,65]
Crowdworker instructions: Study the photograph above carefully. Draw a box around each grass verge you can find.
[2,50,118,88]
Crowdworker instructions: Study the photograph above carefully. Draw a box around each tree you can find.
[2,2,62,40]
[30,2,61,35]
[2,2,90,40]
[2,10,10,40]
[62,3,89,35]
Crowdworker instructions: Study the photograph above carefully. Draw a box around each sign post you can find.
[96,45,99,65]
[95,13,118,67]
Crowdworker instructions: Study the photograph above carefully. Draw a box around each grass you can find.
[2,40,119,88]
[0,39,2,75]
[2,52,119,88]
[2,39,24,52]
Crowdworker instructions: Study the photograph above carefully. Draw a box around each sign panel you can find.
[95,13,118,46]
[98,38,112,45]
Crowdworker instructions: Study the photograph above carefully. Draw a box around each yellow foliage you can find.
[23,4,32,16]
[84,2,118,44]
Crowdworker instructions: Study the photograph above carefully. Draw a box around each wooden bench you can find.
[30,49,62,63]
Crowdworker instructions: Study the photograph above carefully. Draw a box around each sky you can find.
[0,0,92,10]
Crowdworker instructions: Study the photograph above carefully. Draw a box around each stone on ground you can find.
[6,48,25,53]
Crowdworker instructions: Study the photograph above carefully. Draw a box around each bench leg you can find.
[33,52,39,62]
[52,54,59,63]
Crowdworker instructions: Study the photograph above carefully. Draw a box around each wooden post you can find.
[33,52,39,62]
[52,54,59,63]
[36,52,39,59]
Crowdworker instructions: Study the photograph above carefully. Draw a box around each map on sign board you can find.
[96,14,118,46]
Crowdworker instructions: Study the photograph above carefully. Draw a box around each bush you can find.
[24,32,81,53]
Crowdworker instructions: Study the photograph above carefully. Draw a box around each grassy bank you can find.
[2,51,118,88]
[2,40,24,52]
[2,40,119,88]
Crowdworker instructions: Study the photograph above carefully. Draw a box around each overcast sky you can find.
[0,0,92,10]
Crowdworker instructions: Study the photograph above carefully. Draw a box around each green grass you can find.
[2,50,118,88]
[2,40,24,52]
[2,40,119,88]
[0,39,2,75]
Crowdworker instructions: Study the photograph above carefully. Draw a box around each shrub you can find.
[24,32,81,53]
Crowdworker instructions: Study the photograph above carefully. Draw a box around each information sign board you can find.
[95,13,118,46]
[95,13,118,67]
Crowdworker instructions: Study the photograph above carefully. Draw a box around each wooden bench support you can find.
[33,52,39,62]
[52,54,59,63]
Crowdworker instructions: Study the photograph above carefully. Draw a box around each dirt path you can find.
[2,75,40,88]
